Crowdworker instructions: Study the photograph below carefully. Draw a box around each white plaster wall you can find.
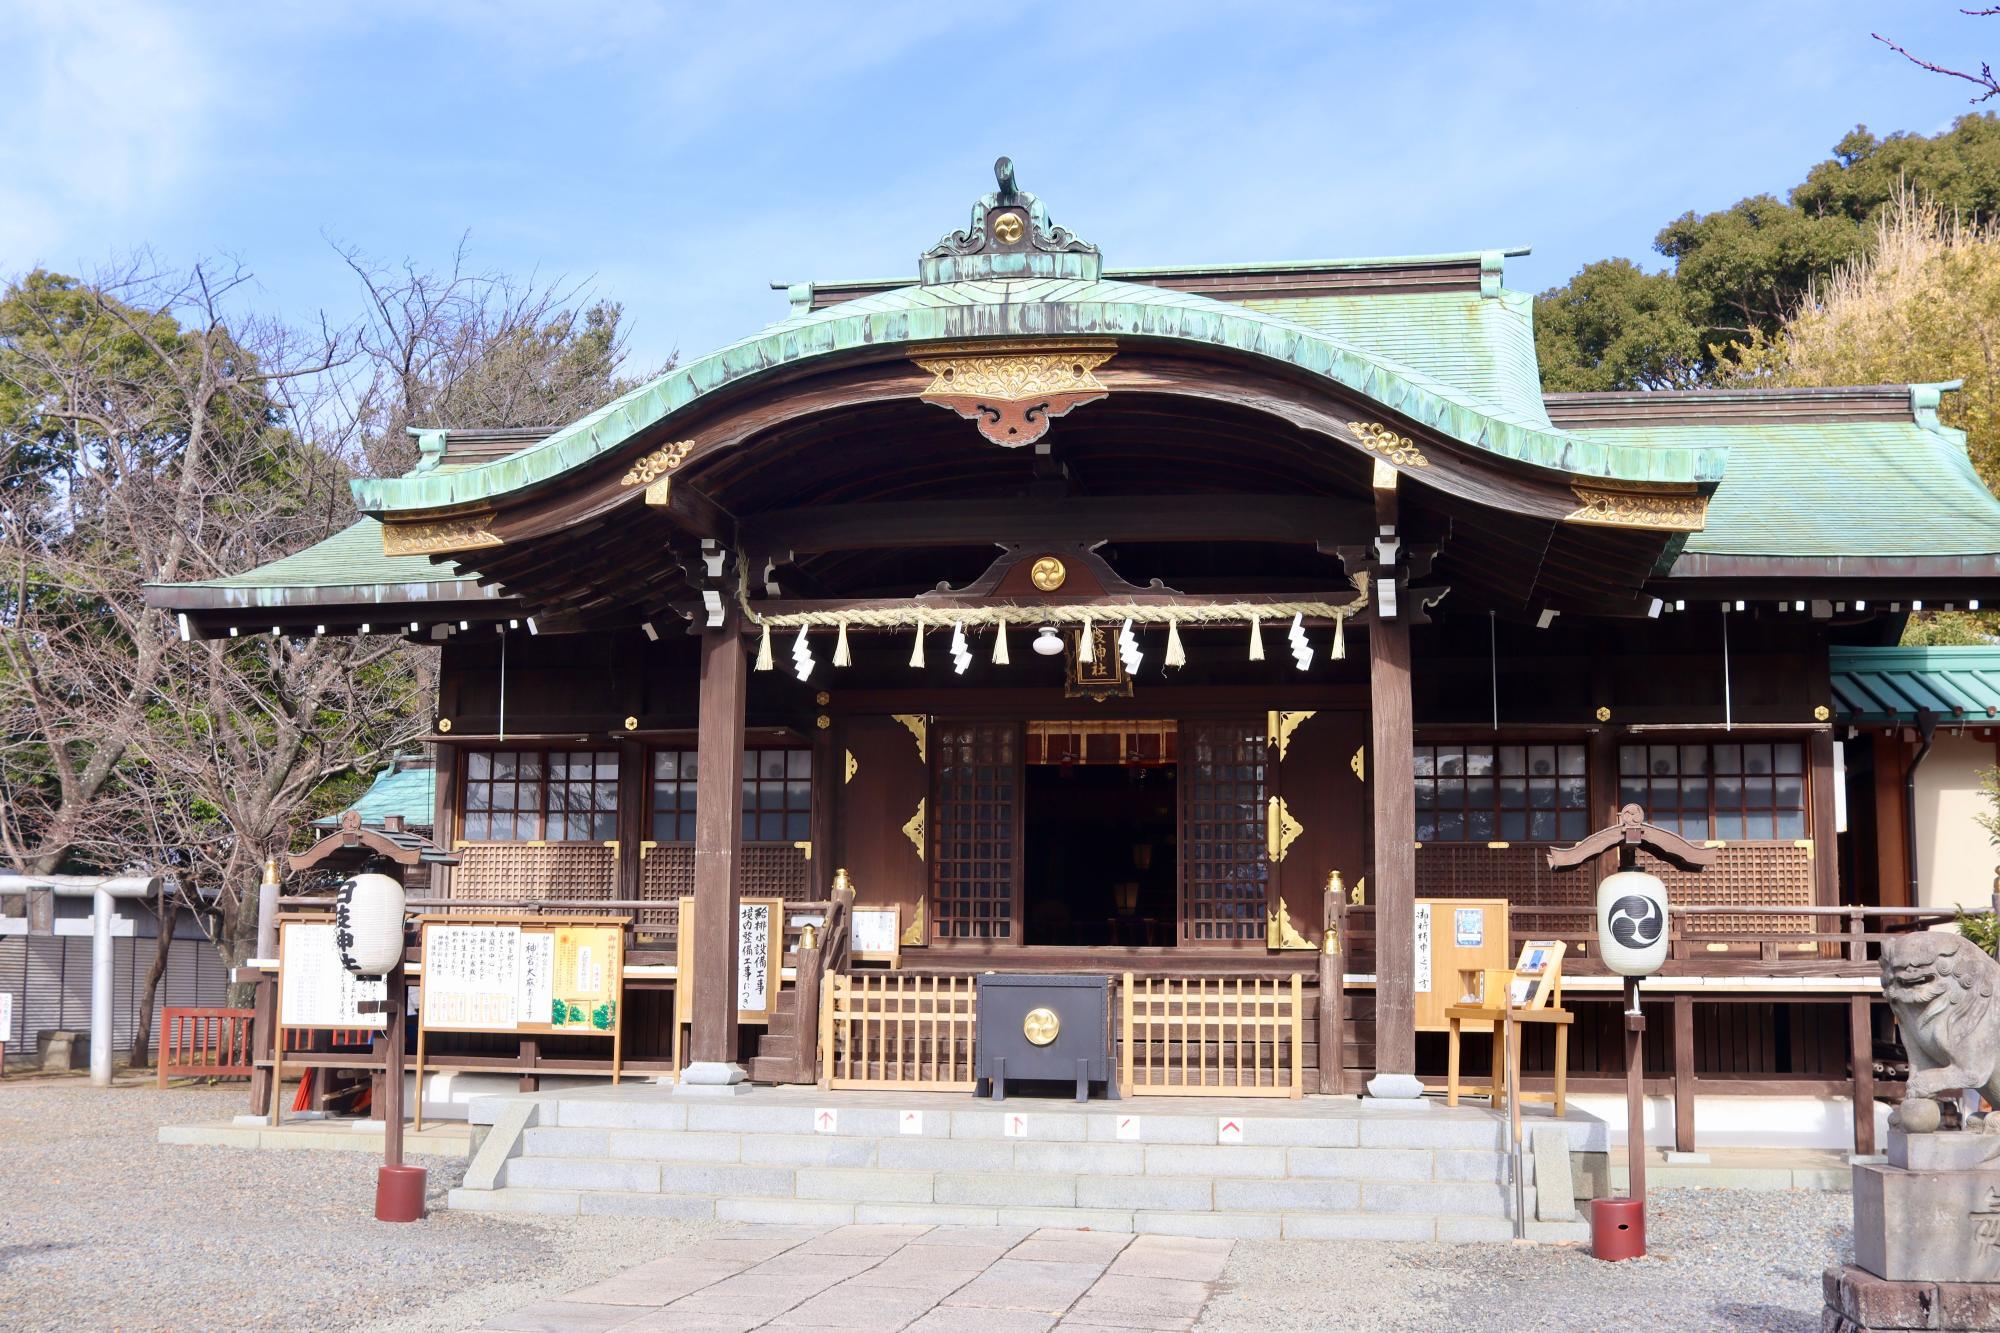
[1915,732,1999,912]
[1567,1092,1891,1150]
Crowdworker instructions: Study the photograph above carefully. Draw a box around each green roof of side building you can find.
[310,761,437,830]
[1831,645,2000,724]
[143,517,502,607]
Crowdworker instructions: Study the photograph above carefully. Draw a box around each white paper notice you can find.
[737,903,771,1013]
[1413,903,1433,995]
[422,924,522,1031]
[518,931,554,1029]
[280,922,387,1029]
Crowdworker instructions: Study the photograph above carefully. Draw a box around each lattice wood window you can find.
[1619,741,1807,841]
[1180,720,1269,942]
[1415,743,1589,843]
[462,749,617,841]
[648,747,811,843]
[932,722,1019,941]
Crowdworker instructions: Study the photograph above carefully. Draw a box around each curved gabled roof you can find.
[351,276,1725,518]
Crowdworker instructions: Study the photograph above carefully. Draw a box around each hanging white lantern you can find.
[1033,625,1064,657]
[1596,870,1669,977]
[335,873,406,975]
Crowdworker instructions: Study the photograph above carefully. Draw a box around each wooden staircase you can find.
[746,977,811,1084]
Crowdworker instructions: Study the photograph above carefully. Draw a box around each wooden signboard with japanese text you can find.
[411,914,628,1129]
[1414,899,1510,1034]
[849,906,901,966]
[675,897,784,1026]
[278,919,389,1031]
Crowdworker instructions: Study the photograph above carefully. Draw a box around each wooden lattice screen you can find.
[1121,973,1303,1098]
[1643,844,1816,936]
[1413,842,1817,946]
[819,972,978,1090]
[1179,720,1270,943]
[638,842,813,946]
[931,722,1019,941]
[451,843,618,910]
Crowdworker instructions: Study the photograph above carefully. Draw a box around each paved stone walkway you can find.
[469,1223,1231,1332]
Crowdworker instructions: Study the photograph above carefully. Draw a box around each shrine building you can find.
[147,161,2000,1147]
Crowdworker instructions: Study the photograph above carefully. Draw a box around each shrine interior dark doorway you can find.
[1022,762,1178,947]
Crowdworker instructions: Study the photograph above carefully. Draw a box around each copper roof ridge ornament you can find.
[920,157,1101,285]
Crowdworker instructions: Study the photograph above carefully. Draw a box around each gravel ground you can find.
[0,1076,724,1333]
[1201,1189,1852,1332]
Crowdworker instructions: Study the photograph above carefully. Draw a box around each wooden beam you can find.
[744,588,1372,626]
[645,476,737,545]
[688,618,748,1071]
[741,494,1372,555]
[1673,994,1696,1153]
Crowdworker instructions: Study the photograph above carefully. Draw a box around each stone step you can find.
[497,1153,1538,1217]
[443,1186,1590,1243]
[514,1124,1538,1186]
[521,1094,1601,1155]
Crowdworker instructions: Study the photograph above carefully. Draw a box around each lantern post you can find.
[1549,803,1715,1255]
[336,871,424,1222]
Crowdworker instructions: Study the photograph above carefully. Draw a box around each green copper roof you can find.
[1830,646,2000,723]
[1568,416,2000,559]
[1239,288,1550,428]
[144,519,502,608]
[311,761,436,829]
[352,277,1722,516]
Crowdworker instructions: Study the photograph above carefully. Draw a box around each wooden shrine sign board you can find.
[849,905,901,966]
[270,917,393,1126]
[675,897,784,1025]
[1414,898,1510,1033]
[412,914,628,1128]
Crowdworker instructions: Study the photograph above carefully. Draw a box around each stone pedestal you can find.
[1836,1128,2000,1328]
[1825,1264,2000,1331]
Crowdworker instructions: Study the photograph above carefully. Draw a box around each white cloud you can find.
[0,0,217,268]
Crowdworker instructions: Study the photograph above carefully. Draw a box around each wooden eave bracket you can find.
[1546,802,1719,873]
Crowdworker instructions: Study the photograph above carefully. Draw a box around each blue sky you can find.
[0,1,1989,375]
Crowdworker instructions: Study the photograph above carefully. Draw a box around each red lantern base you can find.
[375,1164,428,1223]
[1591,1197,1645,1260]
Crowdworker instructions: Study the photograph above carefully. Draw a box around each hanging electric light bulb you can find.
[791,626,814,682]
[1033,625,1064,657]
[1288,612,1313,671]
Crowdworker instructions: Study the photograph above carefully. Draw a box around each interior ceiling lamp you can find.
[1033,624,1064,657]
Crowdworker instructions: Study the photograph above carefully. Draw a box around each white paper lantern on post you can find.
[335,873,406,975]
[1596,869,1669,977]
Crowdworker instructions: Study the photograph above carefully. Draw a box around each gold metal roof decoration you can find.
[1347,421,1430,469]
[914,341,1115,447]
[380,512,503,556]
[1564,483,1709,533]
[620,440,695,487]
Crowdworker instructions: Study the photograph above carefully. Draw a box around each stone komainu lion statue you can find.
[1882,931,2000,1105]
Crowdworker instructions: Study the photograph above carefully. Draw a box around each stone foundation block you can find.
[1824,1262,2000,1330]
[1855,1165,2000,1283]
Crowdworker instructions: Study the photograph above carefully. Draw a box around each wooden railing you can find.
[820,972,978,1090]
[1122,973,1303,1098]
[157,1007,256,1087]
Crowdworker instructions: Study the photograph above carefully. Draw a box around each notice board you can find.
[1414,898,1510,1033]
[417,917,625,1036]
[278,919,389,1030]
[675,897,784,1025]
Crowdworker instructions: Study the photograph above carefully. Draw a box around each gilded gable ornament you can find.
[914,342,1114,446]
[1347,421,1430,469]
[380,513,503,556]
[620,440,695,487]
[1564,484,1708,533]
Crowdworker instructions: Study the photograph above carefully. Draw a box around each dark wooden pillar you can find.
[1808,631,1841,910]
[1851,994,1877,1156]
[1672,994,1696,1153]
[1370,615,1416,1078]
[688,622,747,1071]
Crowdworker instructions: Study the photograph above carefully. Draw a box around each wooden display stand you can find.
[412,914,628,1131]
[1415,898,1510,1033]
[270,917,390,1127]
[1444,938,1572,1119]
